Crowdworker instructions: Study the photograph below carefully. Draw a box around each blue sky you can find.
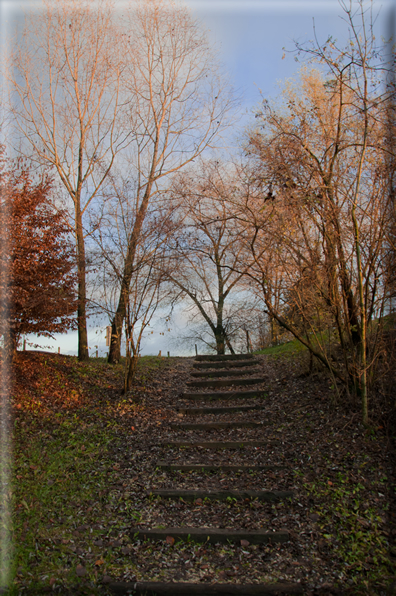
[3,0,394,356]
[186,0,394,114]
[188,1,347,105]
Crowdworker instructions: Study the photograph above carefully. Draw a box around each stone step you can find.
[193,360,260,369]
[150,489,293,501]
[107,581,304,595]
[162,441,270,449]
[156,463,284,472]
[175,404,267,415]
[183,390,267,400]
[170,421,262,431]
[130,527,289,544]
[191,369,260,378]
[187,377,266,388]
[195,354,254,362]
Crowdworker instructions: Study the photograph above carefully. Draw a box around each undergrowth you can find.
[302,470,391,590]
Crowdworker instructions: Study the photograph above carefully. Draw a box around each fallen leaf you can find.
[76,565,87,577]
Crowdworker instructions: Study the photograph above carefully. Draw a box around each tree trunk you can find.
[352,202,368,424]
[214,279,227,355]
[125,353,139,393]
[76,206,89,362]
[225,333,235,355]
[108,307,123,364]
[108,182,154,364]
[3,324,17,365]
[245,329,251,354]
[270,316,277,346]
[214,326,225,355]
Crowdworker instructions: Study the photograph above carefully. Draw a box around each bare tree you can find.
[88,167,177,390]
[122,256,173,394]
[165,160,254,355]
[107,0,236,363]
[7,0,130,360]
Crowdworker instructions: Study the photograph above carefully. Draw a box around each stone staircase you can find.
[109,354,304,595]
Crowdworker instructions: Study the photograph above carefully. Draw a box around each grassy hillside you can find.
[6,352,167,595]
[255,339,308,358]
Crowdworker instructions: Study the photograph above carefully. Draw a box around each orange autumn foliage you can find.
[0,154,77,356]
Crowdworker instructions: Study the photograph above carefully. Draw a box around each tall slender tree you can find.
[107,0,236,363]
[8,0,130,360]
[88,168,177,389]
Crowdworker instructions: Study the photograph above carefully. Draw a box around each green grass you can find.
[255,338,308,357]
[12,418,117,593]
[7,351,170,595]
[302,471,392,588]
[370,311,396,332]
[256,313,396,359]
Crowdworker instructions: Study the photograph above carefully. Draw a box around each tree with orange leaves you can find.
[0,155,76,361]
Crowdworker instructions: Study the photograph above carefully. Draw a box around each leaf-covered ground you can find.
[4,350,396,595]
